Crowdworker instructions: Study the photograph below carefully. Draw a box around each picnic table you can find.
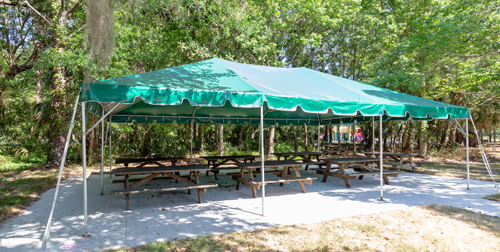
[110,165,218,210]
[233,160,317,198]
[318,157,398,188]
[321,144,343,155]
[202,155,258,180]
[272,152,324,170]
[115,157,182,168]
[363,152,423,173]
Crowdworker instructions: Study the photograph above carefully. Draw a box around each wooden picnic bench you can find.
[321,144,343,155]
[233,160,316,198]
[202,155,257,180]
[318,157,398,188]
[115,157,182,168]
[272,152,324,170]
[363,152,423,173]
[110,165,218,210]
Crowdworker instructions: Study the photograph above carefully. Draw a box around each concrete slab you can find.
[0,167,499,251]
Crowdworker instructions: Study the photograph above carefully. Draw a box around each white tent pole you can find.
[337,124,340,147]
[466,118,470,190]
[379,115,384,201]
[317,123,321,152]
[190,120,193,164]
[372,117,375,169]
[41,94,80,249]
[82,102,88,235]
[109,115,112,178]
[100,111,104,195]
[86,103,120,134]
[260,105,265,216]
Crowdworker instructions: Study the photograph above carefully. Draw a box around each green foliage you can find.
[1,0,499,167]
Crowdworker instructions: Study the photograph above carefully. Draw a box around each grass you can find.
[0,155,45,181]
[102,205,500,252]
[484,193,500,202]
[416,161,500,182]
[0,160,104,223]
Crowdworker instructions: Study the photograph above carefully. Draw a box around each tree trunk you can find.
[142,124,151,156]
[219,125,224,156]
[35,70,42,104]
[488,129,492,143]
[438,123,450,151]
[447,127,456,149]
[46,65,68,166]
[418,122,425,155]
[303,124,308,151]
[200,124,204,151]
[494,128,496,143]
[267,125,275,158]
[292,126,298,152]
[238,125,244,151]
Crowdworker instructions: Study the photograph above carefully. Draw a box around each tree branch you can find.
[66,0,82,16]
[0,0,21,6]
[23,1,51,25]
[61,0,65,12]
[65,24,86,41]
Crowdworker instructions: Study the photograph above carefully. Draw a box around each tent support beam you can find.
[379,115,384,201]
[466,118,470,190]
[260,105,265,217]
[82,102,88,235]
[317,123,321,152]
[86,103,120,134]
[100,110,105,195]
[190,120,194,164]
[109,115,112,178]
[372,117,375,169]
[469,116,499,191]
[41,94,80,249]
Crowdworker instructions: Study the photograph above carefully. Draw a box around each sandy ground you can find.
[0,166,498,251]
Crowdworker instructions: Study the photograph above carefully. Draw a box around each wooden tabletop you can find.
[323,144,342,148]
[362,152,421,157]
[236,160,303,169]
[111,164,211,175]
[321,157,386,163]
[201,155,257,160]
[272,152,322,156]
[115,157,183,164]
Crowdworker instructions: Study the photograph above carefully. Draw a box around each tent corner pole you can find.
[317,122,320,153]
[82,102,88,235]
[372,117,375,169]
[260,105,265,217]
[379,115,384,201]
[190,120,194,164]
[100,112,104,195]
[466,118,470,190]
[41,94,80,249]
[109,115,112,178]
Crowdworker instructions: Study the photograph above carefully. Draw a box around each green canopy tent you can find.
[42,58,479,248]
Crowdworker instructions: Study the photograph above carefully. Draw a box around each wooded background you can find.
[1,0,499,167]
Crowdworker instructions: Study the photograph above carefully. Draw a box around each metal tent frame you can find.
[40,92,495,249]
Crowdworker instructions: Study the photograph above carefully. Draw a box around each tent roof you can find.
[80,58,469,125]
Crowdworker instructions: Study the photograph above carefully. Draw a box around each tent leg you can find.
[100,114,104,195]
[337,125,340,147]
[379,115,384,201]
[190,120,193,164]
[41,94,80,249]
[466,118,470,190]
[109,116,112,178]
[372,117,375,169]
[260,106,265,217]
[317,123,320,152]
[82,102,88,235]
